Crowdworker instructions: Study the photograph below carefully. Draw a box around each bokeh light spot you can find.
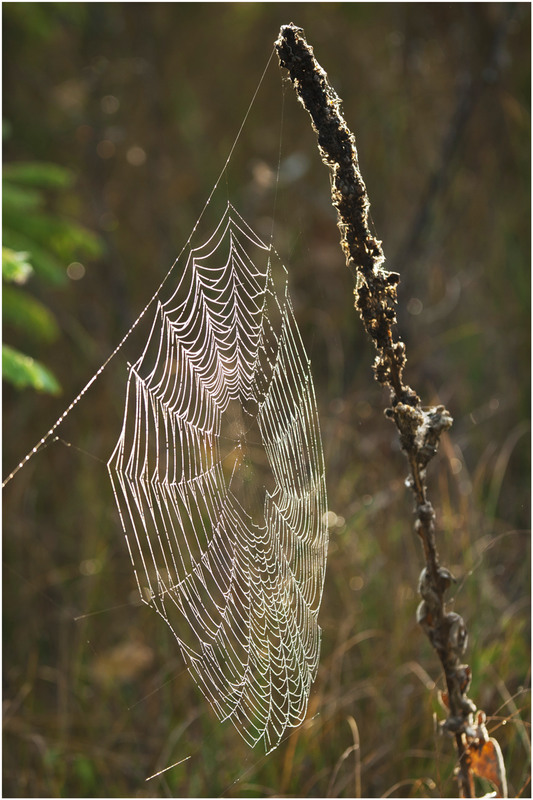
[126,145,146,166]
[101,94,120,114]
[67,262,86,280]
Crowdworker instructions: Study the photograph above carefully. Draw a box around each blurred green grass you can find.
[3,3,530,797]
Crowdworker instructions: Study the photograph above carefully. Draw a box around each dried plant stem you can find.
[275,23,507,798]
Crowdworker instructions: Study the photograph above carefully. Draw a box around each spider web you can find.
[108,201,328,752]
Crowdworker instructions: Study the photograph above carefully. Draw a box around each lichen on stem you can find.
[275,22,507,798]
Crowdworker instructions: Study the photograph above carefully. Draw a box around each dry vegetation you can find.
[3,4,530,797]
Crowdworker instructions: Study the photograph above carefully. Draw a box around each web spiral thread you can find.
[108,202,328,752]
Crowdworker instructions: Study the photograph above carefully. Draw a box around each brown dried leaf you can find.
[467,737,508,798]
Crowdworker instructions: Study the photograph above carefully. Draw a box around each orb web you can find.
[108,202,328,752]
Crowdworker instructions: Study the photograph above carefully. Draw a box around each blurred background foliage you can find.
[3,157,104,393]
[2,3,530,798]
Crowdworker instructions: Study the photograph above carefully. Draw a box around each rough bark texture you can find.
[275,22,507,798]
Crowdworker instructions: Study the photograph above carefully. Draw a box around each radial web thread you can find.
[108,202,328,752]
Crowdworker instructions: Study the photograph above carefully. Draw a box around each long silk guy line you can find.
[2,47,276,489]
